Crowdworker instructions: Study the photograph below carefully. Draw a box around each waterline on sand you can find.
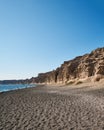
[0,84,36,92]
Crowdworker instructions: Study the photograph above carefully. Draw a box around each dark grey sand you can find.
[0,84,104,130]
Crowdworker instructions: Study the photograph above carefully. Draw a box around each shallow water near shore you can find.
[0,84,36,92]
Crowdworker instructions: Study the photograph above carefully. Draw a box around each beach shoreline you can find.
[0,83,104,130]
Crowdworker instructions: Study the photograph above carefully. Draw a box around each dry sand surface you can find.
[0,83,104,130]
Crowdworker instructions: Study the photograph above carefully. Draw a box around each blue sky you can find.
[0,0,104,80]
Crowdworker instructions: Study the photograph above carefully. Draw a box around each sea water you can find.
[0,84,36,92]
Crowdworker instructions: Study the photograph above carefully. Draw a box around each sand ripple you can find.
[0,85,104,130]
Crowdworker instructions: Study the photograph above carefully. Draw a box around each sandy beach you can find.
[0,84,104,130]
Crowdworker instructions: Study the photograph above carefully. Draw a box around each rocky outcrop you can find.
[31,47,104,84]
[0,47,104,85]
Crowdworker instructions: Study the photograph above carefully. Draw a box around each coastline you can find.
[0,83,104,130]
[0,83,38,93]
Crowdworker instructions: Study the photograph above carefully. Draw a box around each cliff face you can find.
[31,47,104,84]
[0,47,104,85]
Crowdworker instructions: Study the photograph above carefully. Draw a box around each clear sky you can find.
[0,0,104,80]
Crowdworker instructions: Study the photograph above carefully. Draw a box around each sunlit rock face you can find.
[31,47,104,84]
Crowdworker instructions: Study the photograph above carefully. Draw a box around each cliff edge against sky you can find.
[30,47,104,84]
[0,47,104,85]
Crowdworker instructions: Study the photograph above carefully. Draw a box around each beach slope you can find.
[0,84,104,130]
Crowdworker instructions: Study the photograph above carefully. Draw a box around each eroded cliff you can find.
[31,47,104,84]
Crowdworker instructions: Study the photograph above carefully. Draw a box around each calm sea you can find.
[0,84,36,92]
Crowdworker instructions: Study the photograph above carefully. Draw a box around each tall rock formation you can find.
[0,47,104,85]
[31,47,104,84]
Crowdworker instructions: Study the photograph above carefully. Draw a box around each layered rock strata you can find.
[31,47,104,84]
